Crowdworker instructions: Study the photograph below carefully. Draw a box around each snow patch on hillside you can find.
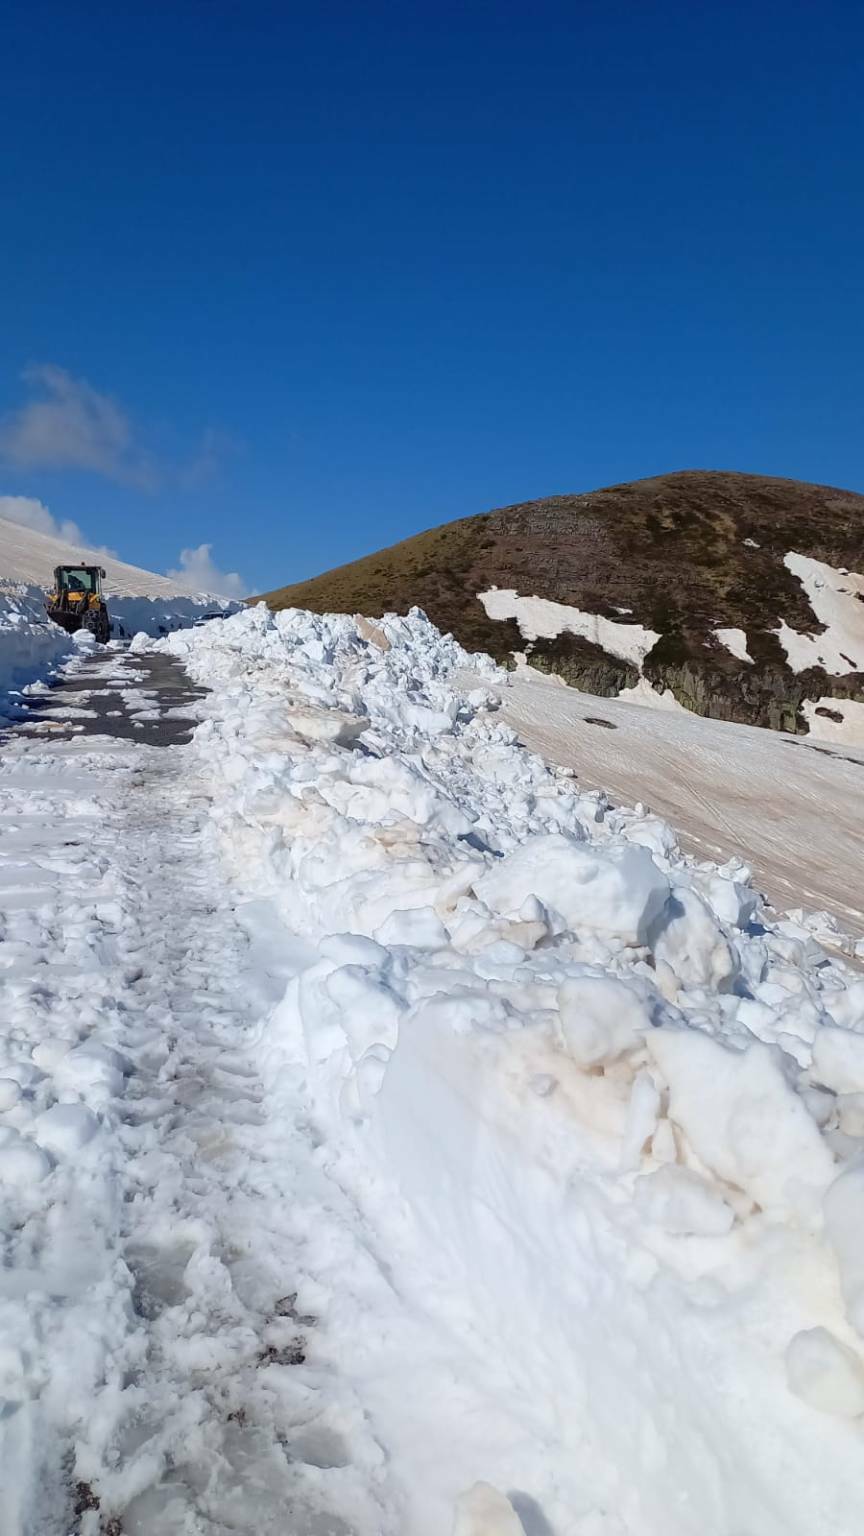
[617,675,687,710]
[778,553,864,675]
[715,625,753,663]
[137,603,864,1534]
[478,586,660,665]
[801,697,864,746]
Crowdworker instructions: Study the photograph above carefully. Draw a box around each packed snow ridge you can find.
[4,602,864,1533]
[138,604,864,1533]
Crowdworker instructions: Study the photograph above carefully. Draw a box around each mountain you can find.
[259,470,864,734]
[0,515,195,598]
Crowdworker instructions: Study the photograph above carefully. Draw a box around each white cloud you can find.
[180,428,239,490]
[0,365,158,489]
[0,493,89,545]
[166,543,248,599]
[0,365,237,494]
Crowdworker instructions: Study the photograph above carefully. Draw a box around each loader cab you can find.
[53,564,106,599]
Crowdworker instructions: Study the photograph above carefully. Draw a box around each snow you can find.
[0,515,239,713]
[478,575,864,730]
[474,833,670,944]
[824,1164,864,1337]
[494,662,864,944]
[801,697,864,745]
[616,674,688,710]
[714,625,753,663]
[4,602,864,1533]
[786,1327,864,1418]
[0,584,84,714]
[0,512,217,598]
[478,586,661,664]
[812,1027,864,1095]
[777,552,864,674]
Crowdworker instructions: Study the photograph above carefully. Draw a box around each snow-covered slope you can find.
[0,514,237,713]
[1,513,199,598]
[499,664,864,936]
[82,602,860,1535]
[777,553,864,675]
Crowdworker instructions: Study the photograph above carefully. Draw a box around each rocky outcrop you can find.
[644,658,864,733]
[525,633,640,696]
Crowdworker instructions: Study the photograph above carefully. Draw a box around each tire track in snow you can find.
[101,755,389,1534]
[0,706,390,1534]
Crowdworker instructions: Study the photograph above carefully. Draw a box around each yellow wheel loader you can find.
[45,564,111,644]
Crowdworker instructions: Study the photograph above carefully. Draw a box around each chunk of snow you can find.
[375,906,450,949]
[474,834,669,945]
[52,1042,130,1103]
[836,1094,864,1139]
[651,885,739,991]
[557,974,652,1066]
[33,1102,99,1156]
[0,1078,22,1110]
[811,1026,864,1095]
[0,1134,51,1185]
[288,707,370,745]
[702,875,759,931]
[824,1164,864,1336]
[617,811,679,858]
[619,1070,662,1169]
[452,1483,524,1536]
[633,1165,735,1235]
[786,1327,864,1418]
[646,1030,836,1223]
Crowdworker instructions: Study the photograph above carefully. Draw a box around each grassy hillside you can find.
[257,471,864,729]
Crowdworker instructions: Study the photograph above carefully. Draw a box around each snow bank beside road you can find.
[0,577,236,715]
[155,604,864,1534]
[108,591,236,639]
[0,584,79,715]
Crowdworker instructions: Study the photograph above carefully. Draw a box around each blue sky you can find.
[1,1,862,595]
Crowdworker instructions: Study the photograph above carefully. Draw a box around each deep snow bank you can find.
[0,585,81,715]
[107,591,235,639]
[0,578,236,714]
[155,604,864,1535]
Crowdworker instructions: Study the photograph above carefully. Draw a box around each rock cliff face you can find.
[258,471,864,732]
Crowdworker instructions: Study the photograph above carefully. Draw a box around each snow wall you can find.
[0,581,239,716]
[146,603,864,1536]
